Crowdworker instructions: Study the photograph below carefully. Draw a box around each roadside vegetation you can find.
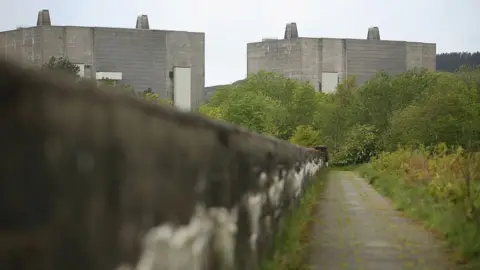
[199,63,480,266]
[261,170,326,270]
[357,145,480,267]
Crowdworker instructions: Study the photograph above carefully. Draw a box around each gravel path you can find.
[310,171,456,270]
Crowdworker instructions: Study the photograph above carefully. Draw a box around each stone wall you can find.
[0,60,326,270]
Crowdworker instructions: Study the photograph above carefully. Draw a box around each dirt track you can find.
[310,171,456,270]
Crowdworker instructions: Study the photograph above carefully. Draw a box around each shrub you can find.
[333,124,378,166]
[358,144,480,264]
[289,125,322,147]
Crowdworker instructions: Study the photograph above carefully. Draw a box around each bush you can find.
[42,56,80,78]
[200,68,480,163]
[199,72,321,139]
[333,124,378,166]
[289,125,322,147]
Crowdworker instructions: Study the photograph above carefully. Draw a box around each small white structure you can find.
[96,72,123,81]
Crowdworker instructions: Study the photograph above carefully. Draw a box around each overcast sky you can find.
[1,0,478,86]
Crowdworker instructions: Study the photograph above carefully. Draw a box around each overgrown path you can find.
[310,171,456,270]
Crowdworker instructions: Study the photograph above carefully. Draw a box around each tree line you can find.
[198,66,480,165]
[437,52,480,72]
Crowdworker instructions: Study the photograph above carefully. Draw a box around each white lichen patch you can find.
[305,162,313,177]
[135,203,240,270]
[292,168,304,199]
[268,174,285,209]
[135,204,214,270]
[209,206,239,269]
[259,171,268,188]
[245,192,266,251]
[310,160,319,175]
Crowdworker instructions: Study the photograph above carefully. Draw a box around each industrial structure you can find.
[0,9,205,110]
[247,23,436,93]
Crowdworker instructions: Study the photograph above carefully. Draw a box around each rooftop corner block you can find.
[367,27,380,40]
[37,9,51,26]
[136,15,150,29]
[284,22,299,39]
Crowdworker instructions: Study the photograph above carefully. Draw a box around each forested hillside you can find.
[437,52,480,72]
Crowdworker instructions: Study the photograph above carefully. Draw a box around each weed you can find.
[354,145,480,267]
[261,170,327,270]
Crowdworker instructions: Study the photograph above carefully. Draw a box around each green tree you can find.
[141,88,173,106]
[42,56,80,78]
[220,90,282,135]
[319,76,358,152]
[289,125,322,147]
[334,124,378,165]
[199,71,317,138]
[383,75,478,151]
[200,66,480,162]
[198,105,225,119]
[355,72,393,130]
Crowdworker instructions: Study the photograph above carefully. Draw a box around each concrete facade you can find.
[247,24,436,92]
[0,10,205,109]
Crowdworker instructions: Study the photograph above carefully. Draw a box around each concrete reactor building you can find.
[0,9,205,110]
[247,23,436,93]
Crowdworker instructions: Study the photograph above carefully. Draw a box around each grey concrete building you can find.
[247,23,436,93]
[0,9,205,110]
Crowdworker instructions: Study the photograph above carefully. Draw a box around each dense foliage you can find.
[357,145,480,264]
[199,67,480,162]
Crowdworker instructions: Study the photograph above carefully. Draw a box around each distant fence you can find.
[0,60,327,270]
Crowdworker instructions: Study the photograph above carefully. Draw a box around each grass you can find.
[354,155,480,269]
[261,169,327,270]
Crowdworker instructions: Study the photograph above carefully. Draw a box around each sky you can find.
[0,0,478,86]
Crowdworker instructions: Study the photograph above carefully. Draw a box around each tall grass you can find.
[261,170,326,270]
[356,144,480,267]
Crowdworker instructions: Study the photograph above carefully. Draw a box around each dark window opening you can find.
[318,82,322,92]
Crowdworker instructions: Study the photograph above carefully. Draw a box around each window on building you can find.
[318,82,322,92]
